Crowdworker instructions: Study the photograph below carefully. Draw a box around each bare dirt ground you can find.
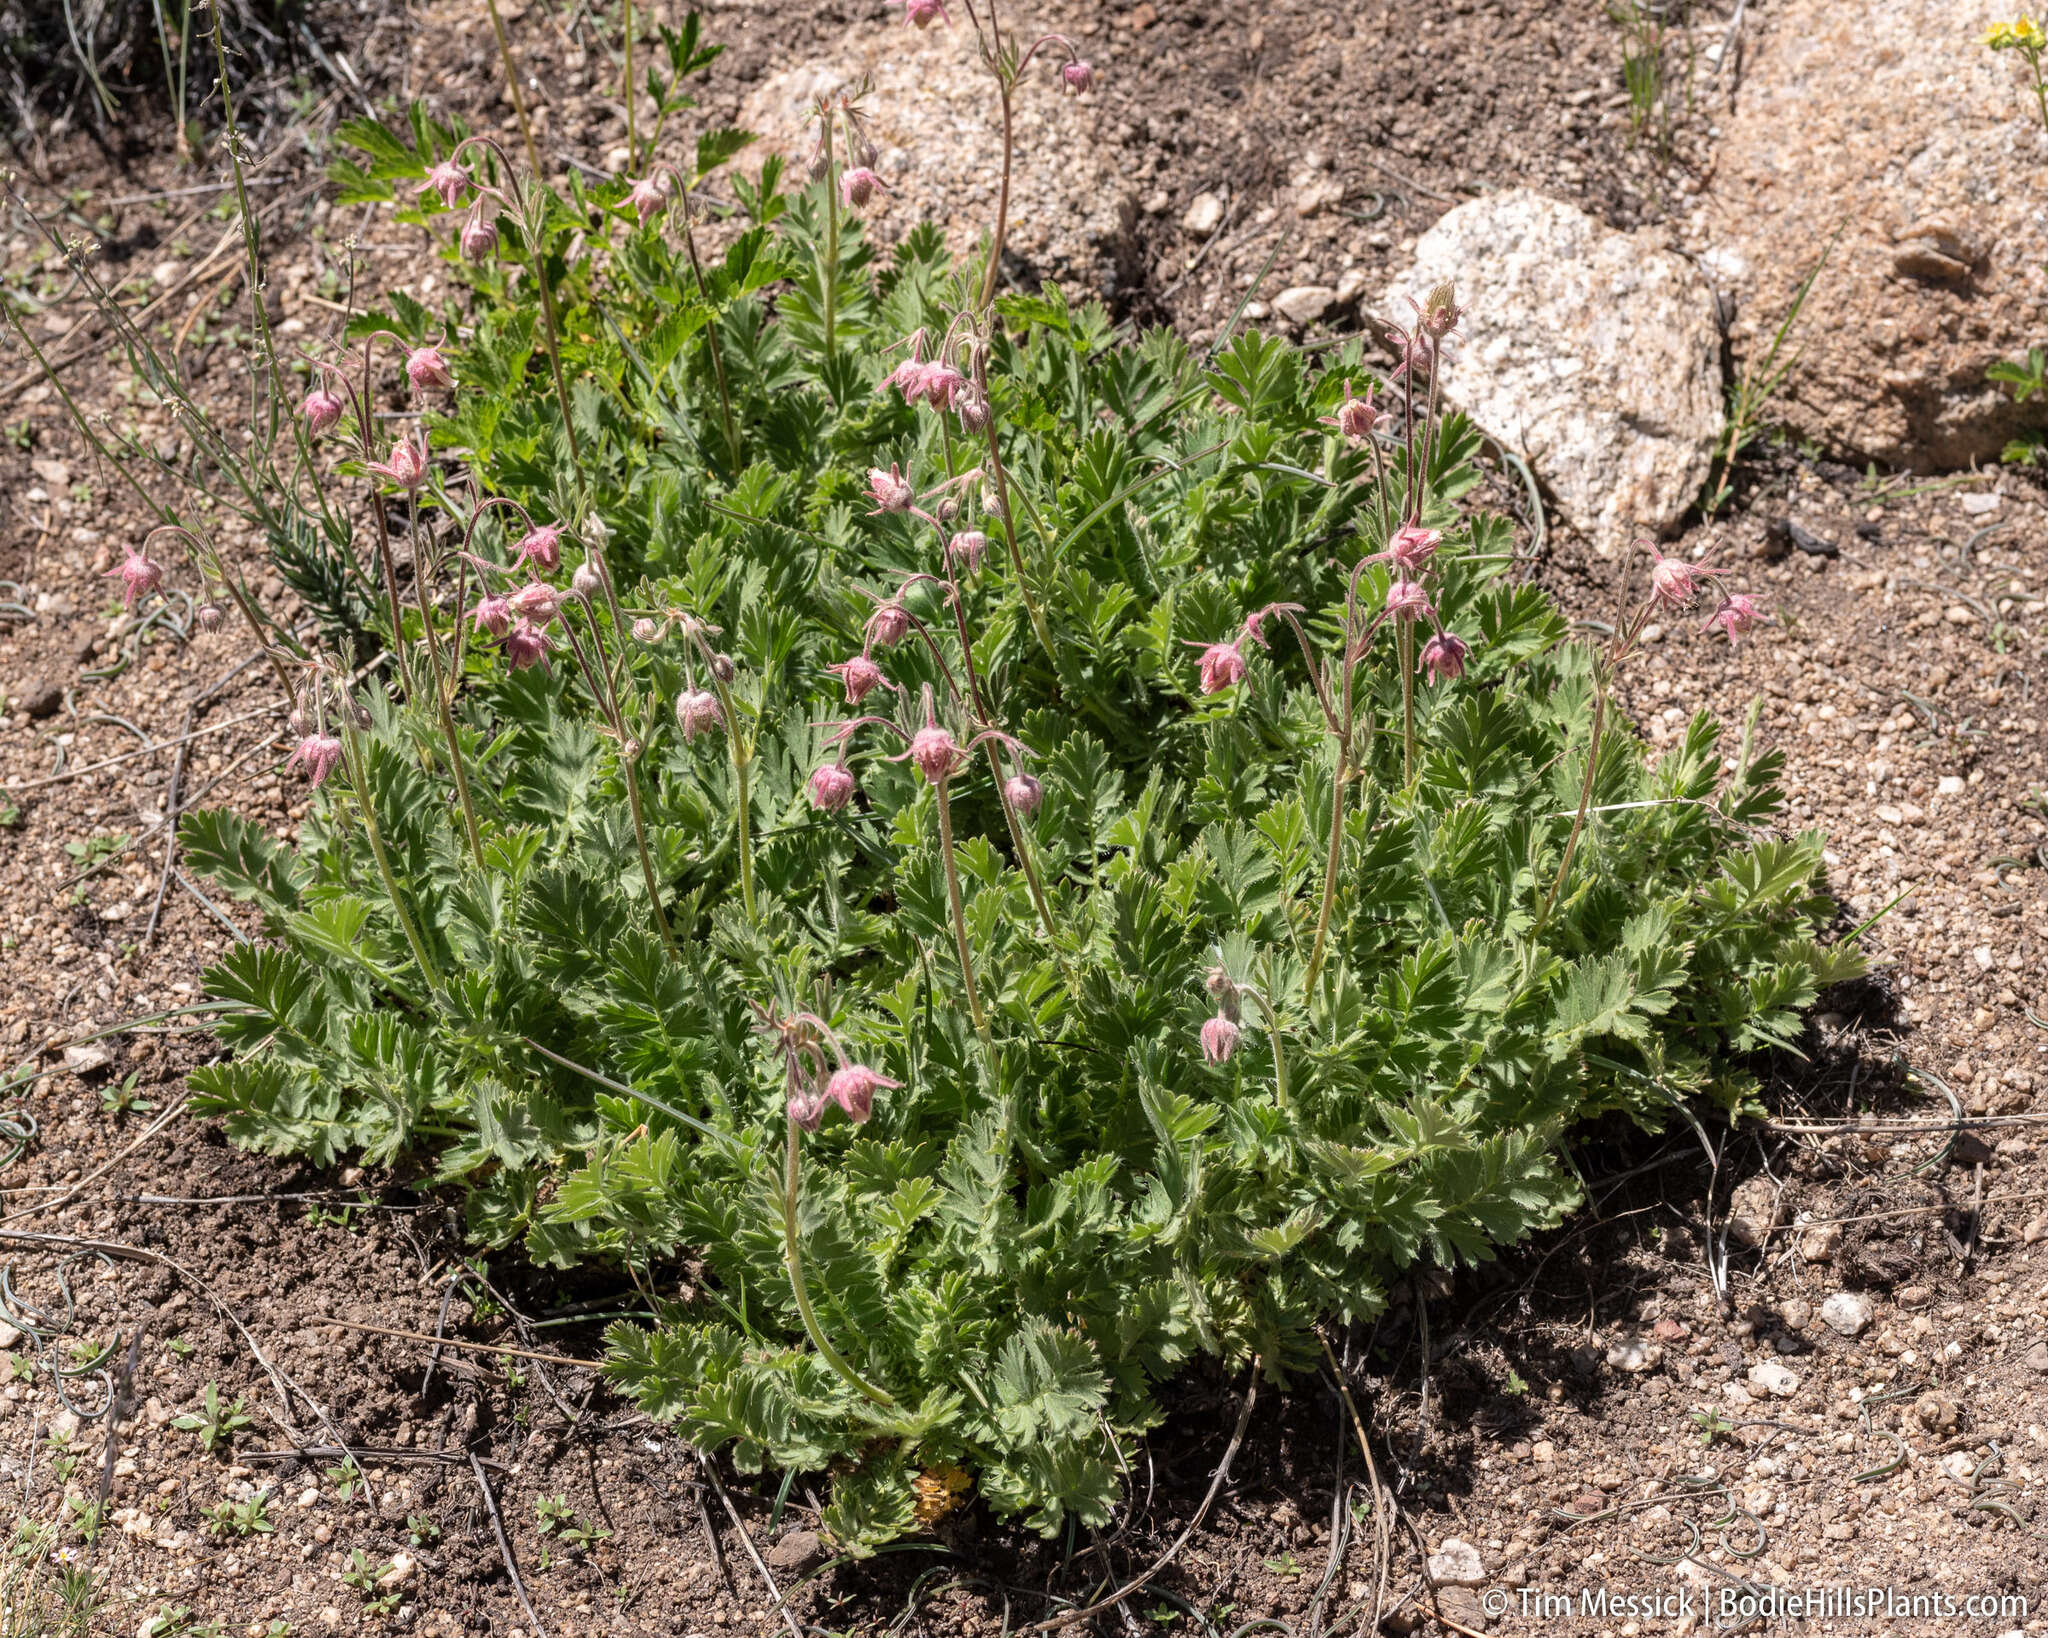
[1,1,2045,1634]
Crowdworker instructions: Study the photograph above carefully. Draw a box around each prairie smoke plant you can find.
[283,733,345,787]
[105,542,165,608]
[1189,639,1247,695]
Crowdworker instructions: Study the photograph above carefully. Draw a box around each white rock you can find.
[1606,1336,1663,1373]
[1335,265,1372,306]
[1295,178,1346,219]
[1747,1360,1800,1398]
[1960,492,2003,516]
[1182,191,1226,237]
[1383,189,1720,554]
[376,1552,416,1591]
[62,1042,112,1076]
[1273,285,1339,326]
[1426,1538,1486,1587]
[1819,1292,1872,1337]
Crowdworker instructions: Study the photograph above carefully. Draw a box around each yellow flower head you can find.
[1986,15,2048,50]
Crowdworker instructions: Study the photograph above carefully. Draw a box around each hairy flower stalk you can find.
[339,723,444,997]
[678,616,758,927]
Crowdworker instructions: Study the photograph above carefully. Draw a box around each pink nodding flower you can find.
[302,386,345,436]
[1384,579,1435,623]
[810,762,857,812]
[196,603,225,633]
[508,581,562,625]
[1646,543,1729,610]
[626,176,670,225]
[511,522,563,573]
[105,543,165,609]
[632,617,660,643]
[405,344,455,395]
[1391,329,1434,382]
[1702,592,1766,644]
[367,429,430,491]
[919,363,967,410]
[823,1064,897,1123]
[1420,630,1470,684]
[460,207,498,262]
[285,733,346,788]
[828,653,887,704]
[1061,60,1095,93]
[904,723,964,785]
[903,0,950,26]
[1328,381,1384,443]
[571,560,603,601]
[423,160,470,211]
[1200,1013,1241,1065]
[1191,640,1248,695]
[1376,523,1441,574]
[866,465,915,514]
[867,602,911,647]
[946,530,987,574]
[881,356,928,400]
[471,593,513,638]
[504,620,552,671]
[841,168,884,209]
[1005,772,1043,817]
[676,689,725,742]
[787,1089,826,1132]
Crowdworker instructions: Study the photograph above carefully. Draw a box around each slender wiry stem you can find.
[622,757,682,959]
[977,83,1016,312]
[695,665,757,927]
[482,0,544,178]
[934,781,990,1049]
[528,214,584,473]
[986,742,1060,948]
[783,1122,895,1406]
[1306,755,1345,988]
[978,409,1059,672]
[1398,619,1416,785]
[678,207,740,467]
[367,490,416,696]
[819,112,840,359]
[342,727,442,993]
[405,514,485,869]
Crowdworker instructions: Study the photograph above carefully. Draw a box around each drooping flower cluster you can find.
[761,1006,895,1134]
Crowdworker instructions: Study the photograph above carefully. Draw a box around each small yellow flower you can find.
[911,1461,973,1525]
[1986,16,2048,51]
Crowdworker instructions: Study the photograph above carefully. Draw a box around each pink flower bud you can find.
[868,603,911,647]
[367,429,430,491]
[810,762,857,812]
[1193,640,1247,695]
[676,688,725,741]
[626,176,670,225]
[504,620,552,670]
[571,561,603,601]
[903,0,950,26]
[1004,772,1043,816]
[711,652,736,683]
[471,593,513,638]
[423,160,469,211]
[287,708,306,737]
[1702,592,1766,644]
[865,464,915,514]
[1420,630,1470,684]
[953,382,991,433]
[1418,279,1464,340]
[840,168,884,209]
[881,356,929,401]
[1200,1012,1241,1065]
[284,733,345,788]
[632,617,660,643]
[511,523,563,573]
[919,364,966,410]
[405,344,455,395]
[787,1089,826,1132]
[105,543,165,609]
[828,653,887,704]
[1331,382,1384,443]
[1646,544,1728,610]
[1205,965,1238,1005]
[824,1064,897,1123]
[302,386,345,436]
[460,207,498,262]
[1382,523,1441,573]
[508,581,562,625]
[907,723,964,784]
[1383,579,1435,623]
[946,530,988,575]
[1061,59,1094,93]
[196,603,225,633]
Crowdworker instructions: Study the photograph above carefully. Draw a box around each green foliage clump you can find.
[176,54,1856,1554]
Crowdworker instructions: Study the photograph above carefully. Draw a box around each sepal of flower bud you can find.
[367,429,430,491]
[865,464,915,513]
[946,530,987,575]
[1192,640,1247,695]
[953,382,991,433]
[829,654,887,704]
[511,523,563,573]
[302,387,344,436]
[1420,630,1470,684]
[472,593,513,638]
[460,206,498,262]
[508,581,562,625]
[905,724,964,784]
[196,603,225,634]
[626,176,670,225]
[840,168,885,209]
[423,160,469,211]
[867,603,911,647]
[1200,1013,1241,1065]
[503,621,553,671]
[810,763,857,812]
[105,544,165,609]
[1004,772,1043,816]
[1702,592,1765,644]
[824,1064,897,1123]
[571,561,603,602]
[632,617,660,643]
[676,689,725,741]
[1383,579,1435,623]
[405,344,455,395]
[1061,60,1094,93]
[284,733,345,788]
[787,1090,826,1132]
